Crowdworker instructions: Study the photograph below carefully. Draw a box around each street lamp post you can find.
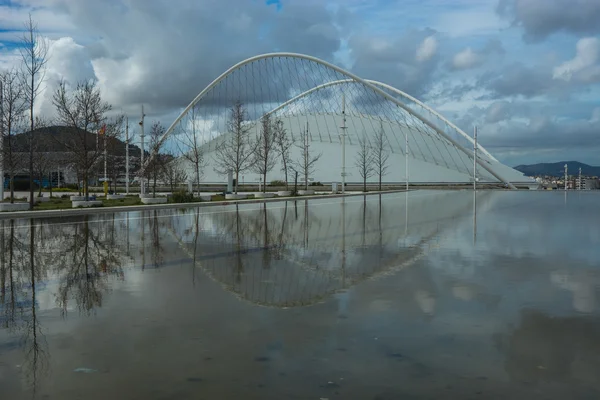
[340,93,347,194]
[125,117,130,194]
[473,126,478,191]
[139,105,145,196]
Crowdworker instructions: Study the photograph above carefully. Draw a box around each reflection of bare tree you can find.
[261,204,272,269]
[55,215,122,316]
[22,219,49,390]
[234,205,244,284]
[272,201,289,261]
[1,220,25,331]
[0,219,49,390]
[150,210,165,268]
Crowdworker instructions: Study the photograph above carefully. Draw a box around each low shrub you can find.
[270,180,285,186]
[171,190,196,203]
[309,181,322,186]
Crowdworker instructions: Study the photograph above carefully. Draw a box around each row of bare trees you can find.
[355,123,390,192]
[2,15,187,204]
[212,101,391,194]
[213,102,324,194]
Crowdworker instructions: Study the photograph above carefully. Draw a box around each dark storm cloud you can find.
[497,0,600,41]
[477,63,572,99]
[50,0,344,115]
[349,28,440,97]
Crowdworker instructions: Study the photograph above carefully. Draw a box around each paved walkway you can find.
[0,190,404,219]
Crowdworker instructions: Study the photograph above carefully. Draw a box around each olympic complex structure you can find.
[148,53,536,189]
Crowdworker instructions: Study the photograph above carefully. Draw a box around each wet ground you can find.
[1,190,599,399]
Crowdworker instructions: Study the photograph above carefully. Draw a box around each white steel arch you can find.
[145,52,516,189]
[264,79,498,162]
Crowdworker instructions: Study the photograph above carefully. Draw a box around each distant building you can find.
[2,126,142,189]
[583,178,600,190]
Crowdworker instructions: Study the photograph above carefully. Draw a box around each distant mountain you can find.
[10,126,142,157]
[514,161,600,177]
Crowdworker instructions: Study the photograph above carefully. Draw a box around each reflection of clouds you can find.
[551,270,599,313]
[414,290,436,315]
[452,284,475,301]
[498,310,600,385]
[167,191,478,308]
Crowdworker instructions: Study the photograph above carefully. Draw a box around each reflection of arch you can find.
[146,52,517,189]
[166,192,480,308]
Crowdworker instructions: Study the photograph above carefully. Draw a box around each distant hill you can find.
[9,126,142,157]
[514,161,600,177]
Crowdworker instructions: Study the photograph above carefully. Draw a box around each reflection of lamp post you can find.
[564,164,568,191]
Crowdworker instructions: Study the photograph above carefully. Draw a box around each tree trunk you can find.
[379,174,382,191]
[9,174,14,204]
[363,177,367,193]
[235,170,239,194]
[263,171,267,193]
[294,171,298,195]
[195,164,200,198]
[28,85,34,210]
[283,161,288,190]
[83,172,89,201]
[152,171,157,198]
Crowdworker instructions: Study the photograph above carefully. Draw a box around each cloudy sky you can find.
[1,0,599,166]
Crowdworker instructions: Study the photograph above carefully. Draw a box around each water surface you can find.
[1,190,599,399]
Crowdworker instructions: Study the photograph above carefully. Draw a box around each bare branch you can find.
[373,123,390,191]
[213,102,257,193]
[355,133,375,192]
[293,122,321,190]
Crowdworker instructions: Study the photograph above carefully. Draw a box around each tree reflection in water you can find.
[170,195,450,309]
[55,215,123,316]
[0,219,49,391]
[0,214,131,392]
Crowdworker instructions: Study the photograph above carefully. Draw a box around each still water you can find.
[1,190,599,399]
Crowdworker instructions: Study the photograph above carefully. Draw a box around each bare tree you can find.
[176,105,206,197]
[293,122,321,190]
[103,115,125,193]
[1,69,27,203]
[146,121,166,197]
[52,79,112,200]
[373,123,390,191]
[355,134,374,192]
[104,117,126,193]
[20,14,48,209]
[253,114,276,192]
[213,101,256,194]
[161,156,188,192]
[273,118,292,190]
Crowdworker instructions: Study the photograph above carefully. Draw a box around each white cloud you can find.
[591,107,600,123]
[452,47,482,70]
[35,36,97,118]
[416,35,437,62]
[553,37,600,82]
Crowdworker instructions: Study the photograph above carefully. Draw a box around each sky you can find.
[1,0,599,167]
